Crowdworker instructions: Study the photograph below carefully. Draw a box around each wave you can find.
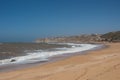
[0,43,100,66]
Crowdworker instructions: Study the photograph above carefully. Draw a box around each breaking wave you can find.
[0,43,100,66]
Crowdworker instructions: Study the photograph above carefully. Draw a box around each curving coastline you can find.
[0,43,101,72]
[0,43,120,80]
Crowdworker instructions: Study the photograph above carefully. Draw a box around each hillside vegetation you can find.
[101,31,120,42]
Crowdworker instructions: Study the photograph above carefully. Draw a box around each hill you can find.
[101,31,120,42]
[35,34,102,43]
[35,31,120,43]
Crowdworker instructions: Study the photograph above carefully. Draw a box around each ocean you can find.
[0,43,101,71]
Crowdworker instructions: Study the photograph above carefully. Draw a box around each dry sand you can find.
[0,43,120,80]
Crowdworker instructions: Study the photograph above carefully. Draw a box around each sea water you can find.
[0,43,100,66]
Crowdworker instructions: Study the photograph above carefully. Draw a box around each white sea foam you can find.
[0,43,100,65]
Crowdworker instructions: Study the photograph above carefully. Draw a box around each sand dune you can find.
[0,43,120,80]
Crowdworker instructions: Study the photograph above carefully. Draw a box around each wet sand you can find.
[0,43,120,80]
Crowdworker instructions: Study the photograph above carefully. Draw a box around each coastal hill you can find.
[35,31,120,43]
[35,34,102,43]
[101,31,120,42]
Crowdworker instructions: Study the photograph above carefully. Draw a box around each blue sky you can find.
[0,0,120,42]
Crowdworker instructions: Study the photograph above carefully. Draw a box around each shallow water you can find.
[0,43,102,72]
[0,43,69,60]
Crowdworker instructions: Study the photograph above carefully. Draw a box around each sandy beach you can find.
[0,43,120,80]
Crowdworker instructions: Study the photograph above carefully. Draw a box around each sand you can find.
[0,43,120,80]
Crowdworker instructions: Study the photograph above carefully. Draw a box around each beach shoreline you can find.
[0,43,103,72]
[0,43,120,80]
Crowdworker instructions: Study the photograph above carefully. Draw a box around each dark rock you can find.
[10,59,16,62]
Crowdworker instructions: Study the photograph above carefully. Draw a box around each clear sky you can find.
[0,0,120,42]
